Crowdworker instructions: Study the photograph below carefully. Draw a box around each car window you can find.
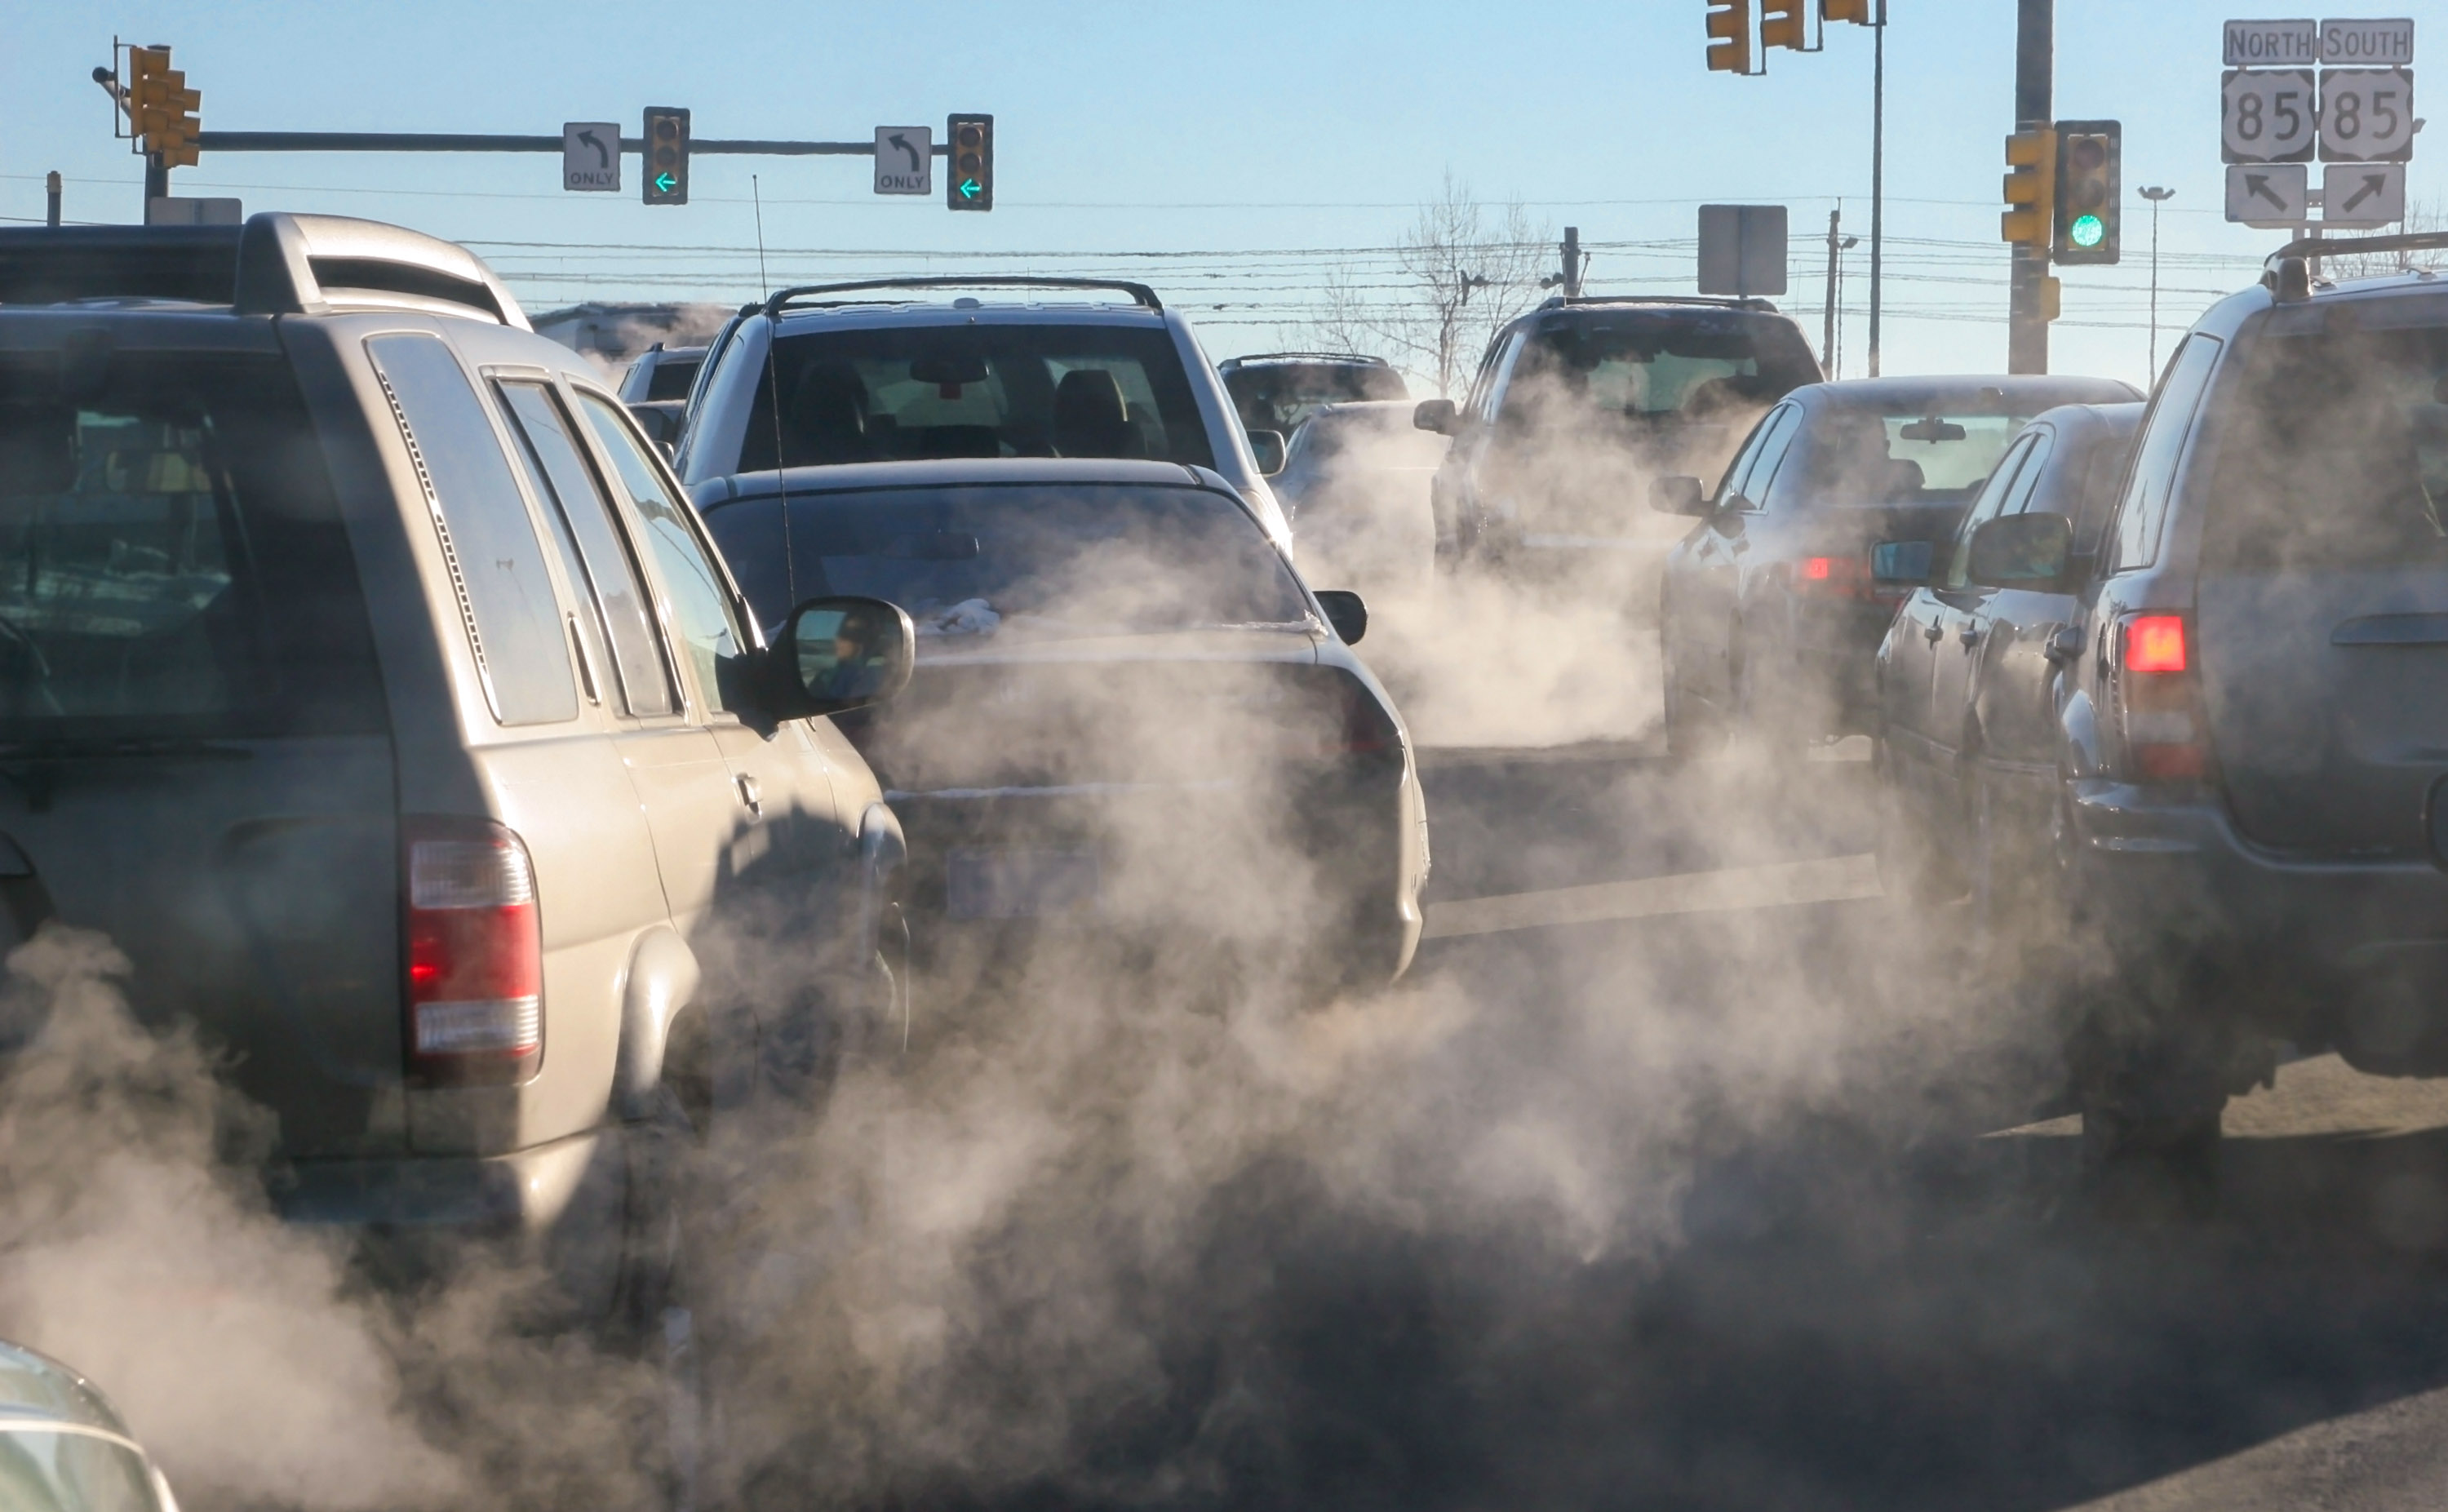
[2200,304,2448,571]
[1466,333,1518,425]
[1943,431,2050,591]
[495,381,678,717]
[644,357,699,402]
[1750,405,1812,510]
[366,334,575,726]
[2107,334,2223,574]
[1513,312,1820,420]
[2070,424,2140,553]
[577,391,751,714]
[0,1430,165,1511]
[702,483,1309,641]
[741,323,1215,470]
[0,352,385,740]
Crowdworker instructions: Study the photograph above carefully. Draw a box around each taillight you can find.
[405,819,542,1086]
[1281,671,1400,760]
[2117,614,2208,783]
[1794,553,1884,604]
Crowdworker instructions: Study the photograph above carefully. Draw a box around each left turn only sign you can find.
[875,126,932,195]
[563,122,621,192]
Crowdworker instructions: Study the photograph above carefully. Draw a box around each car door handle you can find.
[1923,622,1944,644]
[734,773,763,818]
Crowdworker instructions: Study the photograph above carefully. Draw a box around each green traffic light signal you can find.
[2052,119,2120,264]
[642,106,689,206]
[2069,214,2104,248]
[947,113,992,211]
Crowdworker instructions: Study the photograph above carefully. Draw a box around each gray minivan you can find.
[0,214,911,1315]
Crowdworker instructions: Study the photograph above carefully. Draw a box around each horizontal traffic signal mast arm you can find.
[192,131,951,155]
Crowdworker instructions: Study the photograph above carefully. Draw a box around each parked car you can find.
[0,215,909,1325]
[618,341,707,405]
[1416,295,1824,569]
[0,1341,180,1511]
[1655,374,2139,758]
[692,457,1430,998]
[1218,352,1409,437]
[1270,399,1450,601]
[673,277,1294,546]
[1919,236,2448,1170]
[1876,401,2143,907]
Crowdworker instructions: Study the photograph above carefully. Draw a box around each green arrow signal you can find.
[959,178,980,199]
[654,171,678,193]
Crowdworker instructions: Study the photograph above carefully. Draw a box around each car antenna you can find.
[752,174,796,608]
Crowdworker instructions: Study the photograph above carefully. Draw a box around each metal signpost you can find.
[2223,16,2415,234]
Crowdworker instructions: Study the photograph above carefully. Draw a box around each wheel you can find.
[2068,1005,2232,1218]
[610,1013,721,1509]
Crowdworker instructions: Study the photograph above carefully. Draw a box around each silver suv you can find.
[0,213,911,1314]
[672,277,1292,544]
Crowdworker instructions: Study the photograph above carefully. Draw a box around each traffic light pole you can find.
[192,131,946,159]
[2009,0,2054,375]
[1868,1,1885,377]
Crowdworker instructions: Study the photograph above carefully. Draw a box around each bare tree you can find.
[1305,172,1552,396]
[2316,197,2446,280]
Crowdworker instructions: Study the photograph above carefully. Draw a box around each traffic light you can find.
[1705,1,1752,73]
[2053,119,2121,265]
[2002,126,2056,251]
[642,107,689,206]
[947,113,993,211]
[125,46,202,169]
[1822,0,1876,21]
[1762,1,1807,50]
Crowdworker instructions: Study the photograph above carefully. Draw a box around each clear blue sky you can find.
[4,1,2438,389]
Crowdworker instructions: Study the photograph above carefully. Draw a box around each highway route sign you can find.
[2223,68,2318,162]
[2322,162,2407,226]
[2321,17,2414,64]
[2226,161,2310,224]
[874,126,932,195]
[2319,68,2416,161]
[562,122,621,192]
[2225,18,2317,67]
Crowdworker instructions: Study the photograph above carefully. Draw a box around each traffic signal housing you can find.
[947,113,993,211]
[1822,0,1876,21]
[125,46,202,167]
[643,107,689,206]
[1762,1,1807,50]
[1705,1,1753,73]
[2002,126,2056,251]
[2053,120,2122,265]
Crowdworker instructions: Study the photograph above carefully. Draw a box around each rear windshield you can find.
[743,325,1215,472]
[2202,303,2448,570]
[1795,408,2043,499]
[1513,312,1820,421]
[1225,362,1409,432]
[642,357,699,402]
[701,483,1306,641]
[0,349,383,741]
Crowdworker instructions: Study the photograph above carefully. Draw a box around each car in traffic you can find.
[0,1340,181,1511]
[1655,374,2139,759]
[1944,235,2448,1171]
[1269,399,1450,601]
[1218,351,1410,438]
[692,457,1430,1000]
[1415,295,1824,570]
[1875,401,2142,909]
[0,214,911,1331]
[619,340,707,405]
[672,277,1295,546]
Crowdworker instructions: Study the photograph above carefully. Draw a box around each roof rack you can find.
[765,276,1162,318]
[2266,228,2448,267]
[0,213,528,329]
[1537,293,1782,314]
[1217,351,1393,367]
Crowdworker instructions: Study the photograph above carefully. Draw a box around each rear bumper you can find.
[274,1128,611,1232]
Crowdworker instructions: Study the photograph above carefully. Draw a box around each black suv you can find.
[1415,295,1822,566]
[1947,233,2448,1169]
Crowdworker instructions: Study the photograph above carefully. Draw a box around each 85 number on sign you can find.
[2223,69,2317,162]
[2321,69,2417,162]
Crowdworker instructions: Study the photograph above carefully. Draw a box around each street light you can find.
[2140,185,2176,382]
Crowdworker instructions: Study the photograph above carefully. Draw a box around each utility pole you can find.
[45,173,61,228]
[2140,185,2175,379]
[1869,0,1887,375]
[1562,225,1584,299]
[1822,209,1843,374]
[2008,0,2055,374]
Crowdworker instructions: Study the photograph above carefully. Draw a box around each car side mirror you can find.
[1967,512,2075,590]
[1314,589,1368,645]
[1651,475,1709,516]
[1871,539,1936,588]
[1248,428,1288,476]
[766,596,915,719]
[1413,398,1458,436]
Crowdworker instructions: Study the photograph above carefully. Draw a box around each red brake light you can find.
[1281,671,1400,760]
[405,820,543,1087]
[2126,614,2188,675]
[1802,556,1834,581]
[1794,553,1878,602]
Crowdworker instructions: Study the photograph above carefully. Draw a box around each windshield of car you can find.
[0,350,384,740]
[641,356,699,401]
[742,323,1215,472]
[2202,302,2448,570]
[1511,313,1820,422]
[1225,361,1409,433]
[1795,408,2040,499]
[702,482,1308,641]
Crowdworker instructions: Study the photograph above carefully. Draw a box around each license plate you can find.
[945,846,1101,920]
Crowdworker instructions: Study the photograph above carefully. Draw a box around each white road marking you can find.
[1423,853,1883,940]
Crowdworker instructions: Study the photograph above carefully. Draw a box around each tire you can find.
[612,1015,720,1509]
[2068,1006,2231,1218]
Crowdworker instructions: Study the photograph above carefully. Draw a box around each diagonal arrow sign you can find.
[888,132,922,173]
[2246,172,2287,211]
[2340,173,2388,215]
[577,128,610,168]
